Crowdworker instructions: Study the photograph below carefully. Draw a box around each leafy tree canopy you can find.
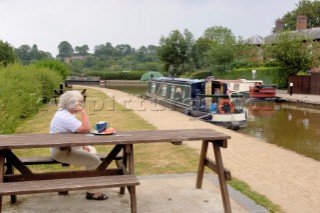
[0,40,17,67]
[57,41,74,60]
[75,45,89,56]
[266,32,320,76]
[15,44,52,65]
[279,0,320,31]
[199,26,237,72]
[158,29,196,75]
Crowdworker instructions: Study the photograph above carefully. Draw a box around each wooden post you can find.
[213,143,232,213]
[196,140,208,188]
[0,153,5,212]
[59,83,64,95]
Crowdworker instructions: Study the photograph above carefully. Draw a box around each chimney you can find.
[275,19,284,33]
[296,15,307,30]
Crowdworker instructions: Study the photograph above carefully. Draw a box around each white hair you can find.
[58,90,84,111]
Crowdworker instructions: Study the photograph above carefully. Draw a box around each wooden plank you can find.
[97,145,123,170]
[0,129,230,149]
[10,153,123,165]
[0,155,5,213]
[4,150,33,177]
[196,140,208,189]
[4,169,122,182]
[0,175,139,195]
[213,143,232,213]
[205,158,232,181]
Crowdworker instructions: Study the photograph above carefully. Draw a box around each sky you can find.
[0,0,300,57]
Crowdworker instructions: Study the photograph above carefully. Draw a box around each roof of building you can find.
[264,27,320,44]
[244,34,264,45]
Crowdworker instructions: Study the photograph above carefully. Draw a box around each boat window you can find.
[170,86,175,99]
[233,83,239,91]
[151,83,156,93]
[181,89,186,99]
[161,85,167,96]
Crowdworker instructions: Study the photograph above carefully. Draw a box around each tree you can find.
[94,42,115,59]
[75,45,89,56]
[278,0,320,31]
[0,40,16,67]
[200,26,237,72]
[203,26,236,44]
[114,44,134,58]
[57,41,74,60]
[158,29,196,76]
[15,44,52,65]
[266,32,320,76]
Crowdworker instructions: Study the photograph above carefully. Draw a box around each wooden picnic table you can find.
[0,129,232,213]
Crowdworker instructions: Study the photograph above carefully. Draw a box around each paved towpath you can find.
[92,87,320,213]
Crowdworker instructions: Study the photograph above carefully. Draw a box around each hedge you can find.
[213,67,287,89]
[85,70,147,80]
[85,67,287,88]
[0,64,62,134]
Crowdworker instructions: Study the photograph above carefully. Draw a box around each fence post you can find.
[59,83,64,95]
[289,82,293,96]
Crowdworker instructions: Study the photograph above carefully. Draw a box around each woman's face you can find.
[69,101,84,114]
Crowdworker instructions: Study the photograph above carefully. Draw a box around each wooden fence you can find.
[288,72,320,94]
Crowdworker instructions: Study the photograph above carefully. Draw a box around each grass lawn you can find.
[13,87,200,175]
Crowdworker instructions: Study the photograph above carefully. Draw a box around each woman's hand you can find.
[74,104,84,112]
[83,146,90,152]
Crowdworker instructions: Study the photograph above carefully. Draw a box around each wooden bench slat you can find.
[0,175,139,196]
[6,153,123,165]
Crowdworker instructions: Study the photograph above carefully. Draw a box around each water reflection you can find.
[239,101,320,161]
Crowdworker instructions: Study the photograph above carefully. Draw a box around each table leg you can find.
[0,154,5,213]
[213,143,232,213]
[119,146,127,195]
[126,144,137,213]
[126,144,135,175]
[5,162,17,203]
[196,140,209,188]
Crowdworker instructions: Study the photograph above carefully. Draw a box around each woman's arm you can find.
[75,108,91,133]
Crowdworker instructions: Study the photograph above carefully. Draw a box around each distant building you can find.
[244,15,320,67]
[264,15,320,44]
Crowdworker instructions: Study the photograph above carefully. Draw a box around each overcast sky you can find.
[0,0,300,56]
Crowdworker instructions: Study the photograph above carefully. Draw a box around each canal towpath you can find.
[276,89,320,105]
[93,87,320,213]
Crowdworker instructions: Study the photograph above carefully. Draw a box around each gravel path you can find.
[92,86,320,213]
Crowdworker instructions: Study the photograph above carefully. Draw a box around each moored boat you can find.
[145,77,247,130]
[249,84,277,99]
[208,78,281,101]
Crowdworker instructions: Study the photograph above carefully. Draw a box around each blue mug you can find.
[96,121,108,133]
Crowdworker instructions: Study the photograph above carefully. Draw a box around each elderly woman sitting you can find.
[50,90,108,200]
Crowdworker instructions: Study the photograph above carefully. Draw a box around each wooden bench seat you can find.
[5,153,125,204]
[15,153,122,165]
[0,175,139,195]
[0,175,139,213]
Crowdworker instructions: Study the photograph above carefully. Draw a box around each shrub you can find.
[0,64,62,134]
[33,59,69,80]
[189,70,212,79]
[85,70,145,80]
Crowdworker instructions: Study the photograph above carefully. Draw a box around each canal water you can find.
[106,84,320,161]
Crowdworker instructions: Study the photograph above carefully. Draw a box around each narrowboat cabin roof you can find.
[150,77,205,85]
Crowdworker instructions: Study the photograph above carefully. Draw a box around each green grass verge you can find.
[228,177,283,213]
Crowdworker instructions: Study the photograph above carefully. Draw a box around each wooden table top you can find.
[0,129,230,150]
